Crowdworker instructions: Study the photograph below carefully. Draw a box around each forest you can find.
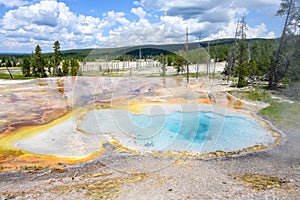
[0,41,80,78]
[0,36,298,89]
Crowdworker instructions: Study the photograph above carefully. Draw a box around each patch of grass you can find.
[51,173,148,199]
[0,73,32,80]
[230,88,272,103]
[258,102,282,118]
[236,174,288,191]
[259,102,300,126]
[20,165,46,171]
[86,173,148,199]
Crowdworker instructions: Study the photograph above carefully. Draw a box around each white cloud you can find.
[138,0,279,40]
[0,0,28,7]
[133,1,140,6]
[131,7,147,19]
[105,11,129,25]
[204,21,276,41]
[139,0,170,11]
[247,23,276,38]
[0,0,113,51]
[0,0,282,52]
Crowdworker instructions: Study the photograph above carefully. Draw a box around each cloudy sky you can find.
[0,0,283,53]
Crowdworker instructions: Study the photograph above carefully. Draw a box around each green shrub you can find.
[237,79,247,88]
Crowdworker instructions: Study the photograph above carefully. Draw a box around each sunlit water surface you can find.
[79,107,275,154]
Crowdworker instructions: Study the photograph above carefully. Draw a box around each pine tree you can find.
[249,59,258,80]
[70,59,80,76]
[173,55,185,74]
[167,55,173,66]
[268,0,300,89]
[53,41,62,76]
[62,59,70,76]
[22,57,31,77]
[287,36,300,81]
[32,45,46,78]
[1,58,5,66]
[6,60,12,67]
[236,16,249,87]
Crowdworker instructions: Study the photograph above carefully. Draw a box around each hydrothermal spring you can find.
[0,77,278,168]
[79,104,275,155]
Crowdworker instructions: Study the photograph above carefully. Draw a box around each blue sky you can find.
[0,0,283,53]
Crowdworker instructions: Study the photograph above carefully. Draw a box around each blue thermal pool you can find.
[79,104,276,155]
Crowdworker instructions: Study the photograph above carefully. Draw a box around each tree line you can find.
[21,41,80,78]
[158,0,299,89]
[155,38,277,81]
[0,58,18,67]
[224,0,300,88]
[267,0,300,89]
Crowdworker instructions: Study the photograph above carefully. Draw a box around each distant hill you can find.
[62,38,275,59]
[0,38,276,60]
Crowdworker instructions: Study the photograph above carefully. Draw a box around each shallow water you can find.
[79,106,275,154]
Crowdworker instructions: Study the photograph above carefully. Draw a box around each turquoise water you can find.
[130,111,274,153]
[79,109,274,154]
[131,112,210,143]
